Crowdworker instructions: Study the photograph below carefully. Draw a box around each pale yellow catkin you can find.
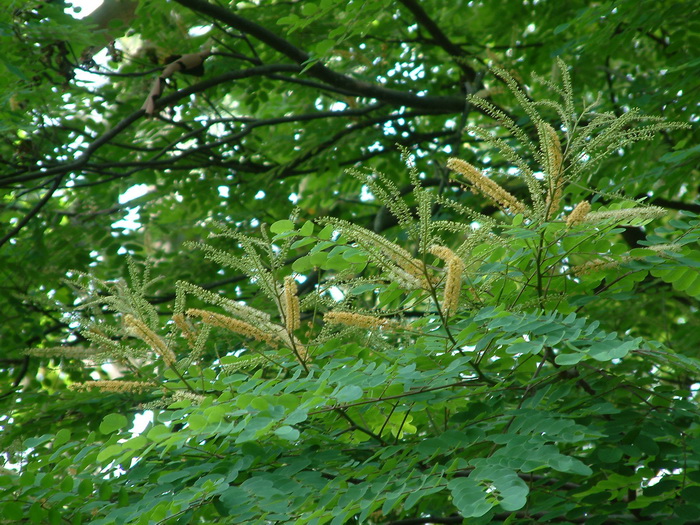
[570,257,621,276]
[25,346,99,359]
[393,257,428,288]
[292,341,309,363]
[571,243,680,276]
[582,206,666,223]
[429,245,463,315]
[428,244,456,262]
[543,123,563,218]
[70,381,156,393]
[283,276,301,332]
[546,183,563,220]
[646,243,681,253]
[124,314,176,366]
[566,201,591,227]
[443,257,464,316]
[171,391,207,404]
[447,158,527,215]
[367,236,426,288]
[187,308,279,347]
[543,123,563,179]
[172,313,196,345]
[324,311,390,330]
[328,220,427,289]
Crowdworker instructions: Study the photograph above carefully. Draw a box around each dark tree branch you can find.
[0,64,300,188]
[173,0,466,111]
[651,197,700,214]
[265,73,368,98]
[0,356,30,401]
[0,175,62,250]
[70,106,453,189]
[603,56,622,117]
[0,59,464,191]
[145,103,386,163]
[397,0,477,81]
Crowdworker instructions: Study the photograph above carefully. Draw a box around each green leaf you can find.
[292,255,313,272]
[335,385,363,402]
[277,14,301,27]
[96,444,122,463]
[1,502,23,521]
[553,22,571,34]
[309,251,329,266]
[270,220,295,233]
[299,221,315,236]
[146,425,171,442]
[60,476,74,492]
[313,39,335,56]
[301,2,319,15]
[507,340,543,355]
[317,224,335,240]
[29,502,44,523]
[99,413,128,435]
[473,468,528,511]
[188,414,208,431]
[1,60,28,81]
[274,425,300,441]
[555,352,584,365]
[660,144,700,163]
[284,409,308,425]
[24,435,52,448]
[78,479,93,497]
[447,477,493,517]
[53,428,71,447]
[291,236,316,249]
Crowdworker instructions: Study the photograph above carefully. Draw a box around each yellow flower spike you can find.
[447,157,527,215]
[442,257,464,316]
[283,276,301,332]
[124,314,176,366]
[429,245,463,316]
[186,308,279,348]
[542,123,564,218]
[70,381,157,393]
[324,311,395,330]
[172,313,197,346]
[565,201,591,227]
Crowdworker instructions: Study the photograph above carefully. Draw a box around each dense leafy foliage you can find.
[1,1,699,524]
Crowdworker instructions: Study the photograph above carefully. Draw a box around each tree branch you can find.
[0,175,62,250]
[173,0,466,111]
[0,64,300,188]
[397,0,477,81]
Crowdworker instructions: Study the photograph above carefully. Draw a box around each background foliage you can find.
[1,0,699,523]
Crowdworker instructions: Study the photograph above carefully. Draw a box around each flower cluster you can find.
[25,346,104,360]
[447,157,527,215]
[566,201,591,227]
[124,314,176,366]
[324,311,394,330]
[70,381,156,393]
[187,308,279,348]
[283,276,301,332]
[542,123,564,218]
[429,245,464,316]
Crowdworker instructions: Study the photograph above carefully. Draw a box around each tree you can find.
[1,0,699,523]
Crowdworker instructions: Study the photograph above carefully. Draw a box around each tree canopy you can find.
[1,0,699,523]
